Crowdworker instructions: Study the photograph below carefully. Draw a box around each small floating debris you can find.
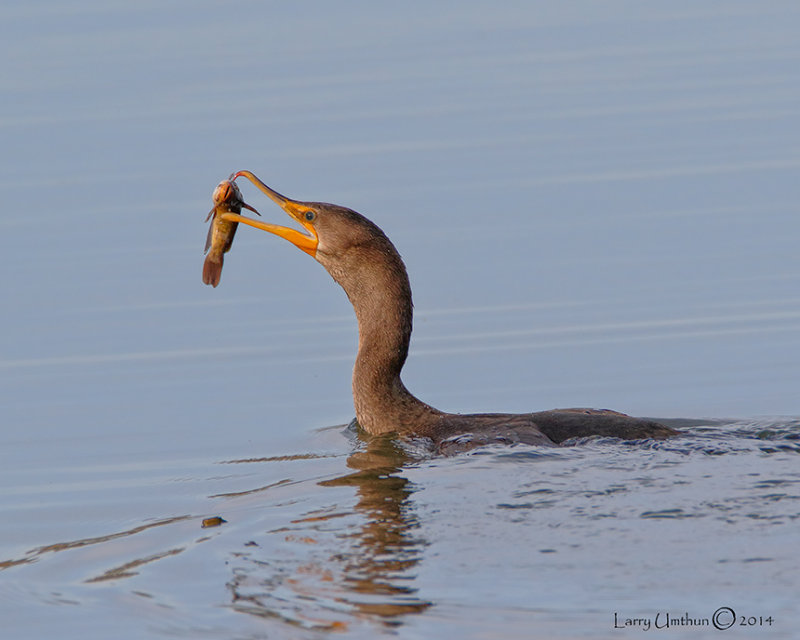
[640,508,695,519]
[201,516,227,528]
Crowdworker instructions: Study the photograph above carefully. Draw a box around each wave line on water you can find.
[413,309,800,345]
[0,515,192,574]
[412,322,800,357]
[0,345,292,370]
[4,312,800,372]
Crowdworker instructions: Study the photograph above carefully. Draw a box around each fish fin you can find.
[203,255,223,287]
[241,201,261,216]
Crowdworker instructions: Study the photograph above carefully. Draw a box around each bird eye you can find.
[304,210,316,222]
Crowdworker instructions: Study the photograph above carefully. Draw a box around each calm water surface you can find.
[2,2,800,638]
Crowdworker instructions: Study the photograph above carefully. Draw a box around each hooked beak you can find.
[219,170,318,257]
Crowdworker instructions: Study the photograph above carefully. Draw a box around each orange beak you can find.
[218,170,318,257]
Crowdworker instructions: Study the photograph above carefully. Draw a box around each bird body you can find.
[218,170,678,449]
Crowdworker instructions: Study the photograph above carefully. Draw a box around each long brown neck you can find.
[321,238,441,435]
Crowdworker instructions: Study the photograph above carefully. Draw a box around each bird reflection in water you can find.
[225,430,431,632]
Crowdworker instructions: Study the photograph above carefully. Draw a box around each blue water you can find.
[2,2,799,638]
[2,420,798,638]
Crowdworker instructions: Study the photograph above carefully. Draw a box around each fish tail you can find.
[202,255,223,287]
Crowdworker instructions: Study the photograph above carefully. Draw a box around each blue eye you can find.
[305,210,316,222]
